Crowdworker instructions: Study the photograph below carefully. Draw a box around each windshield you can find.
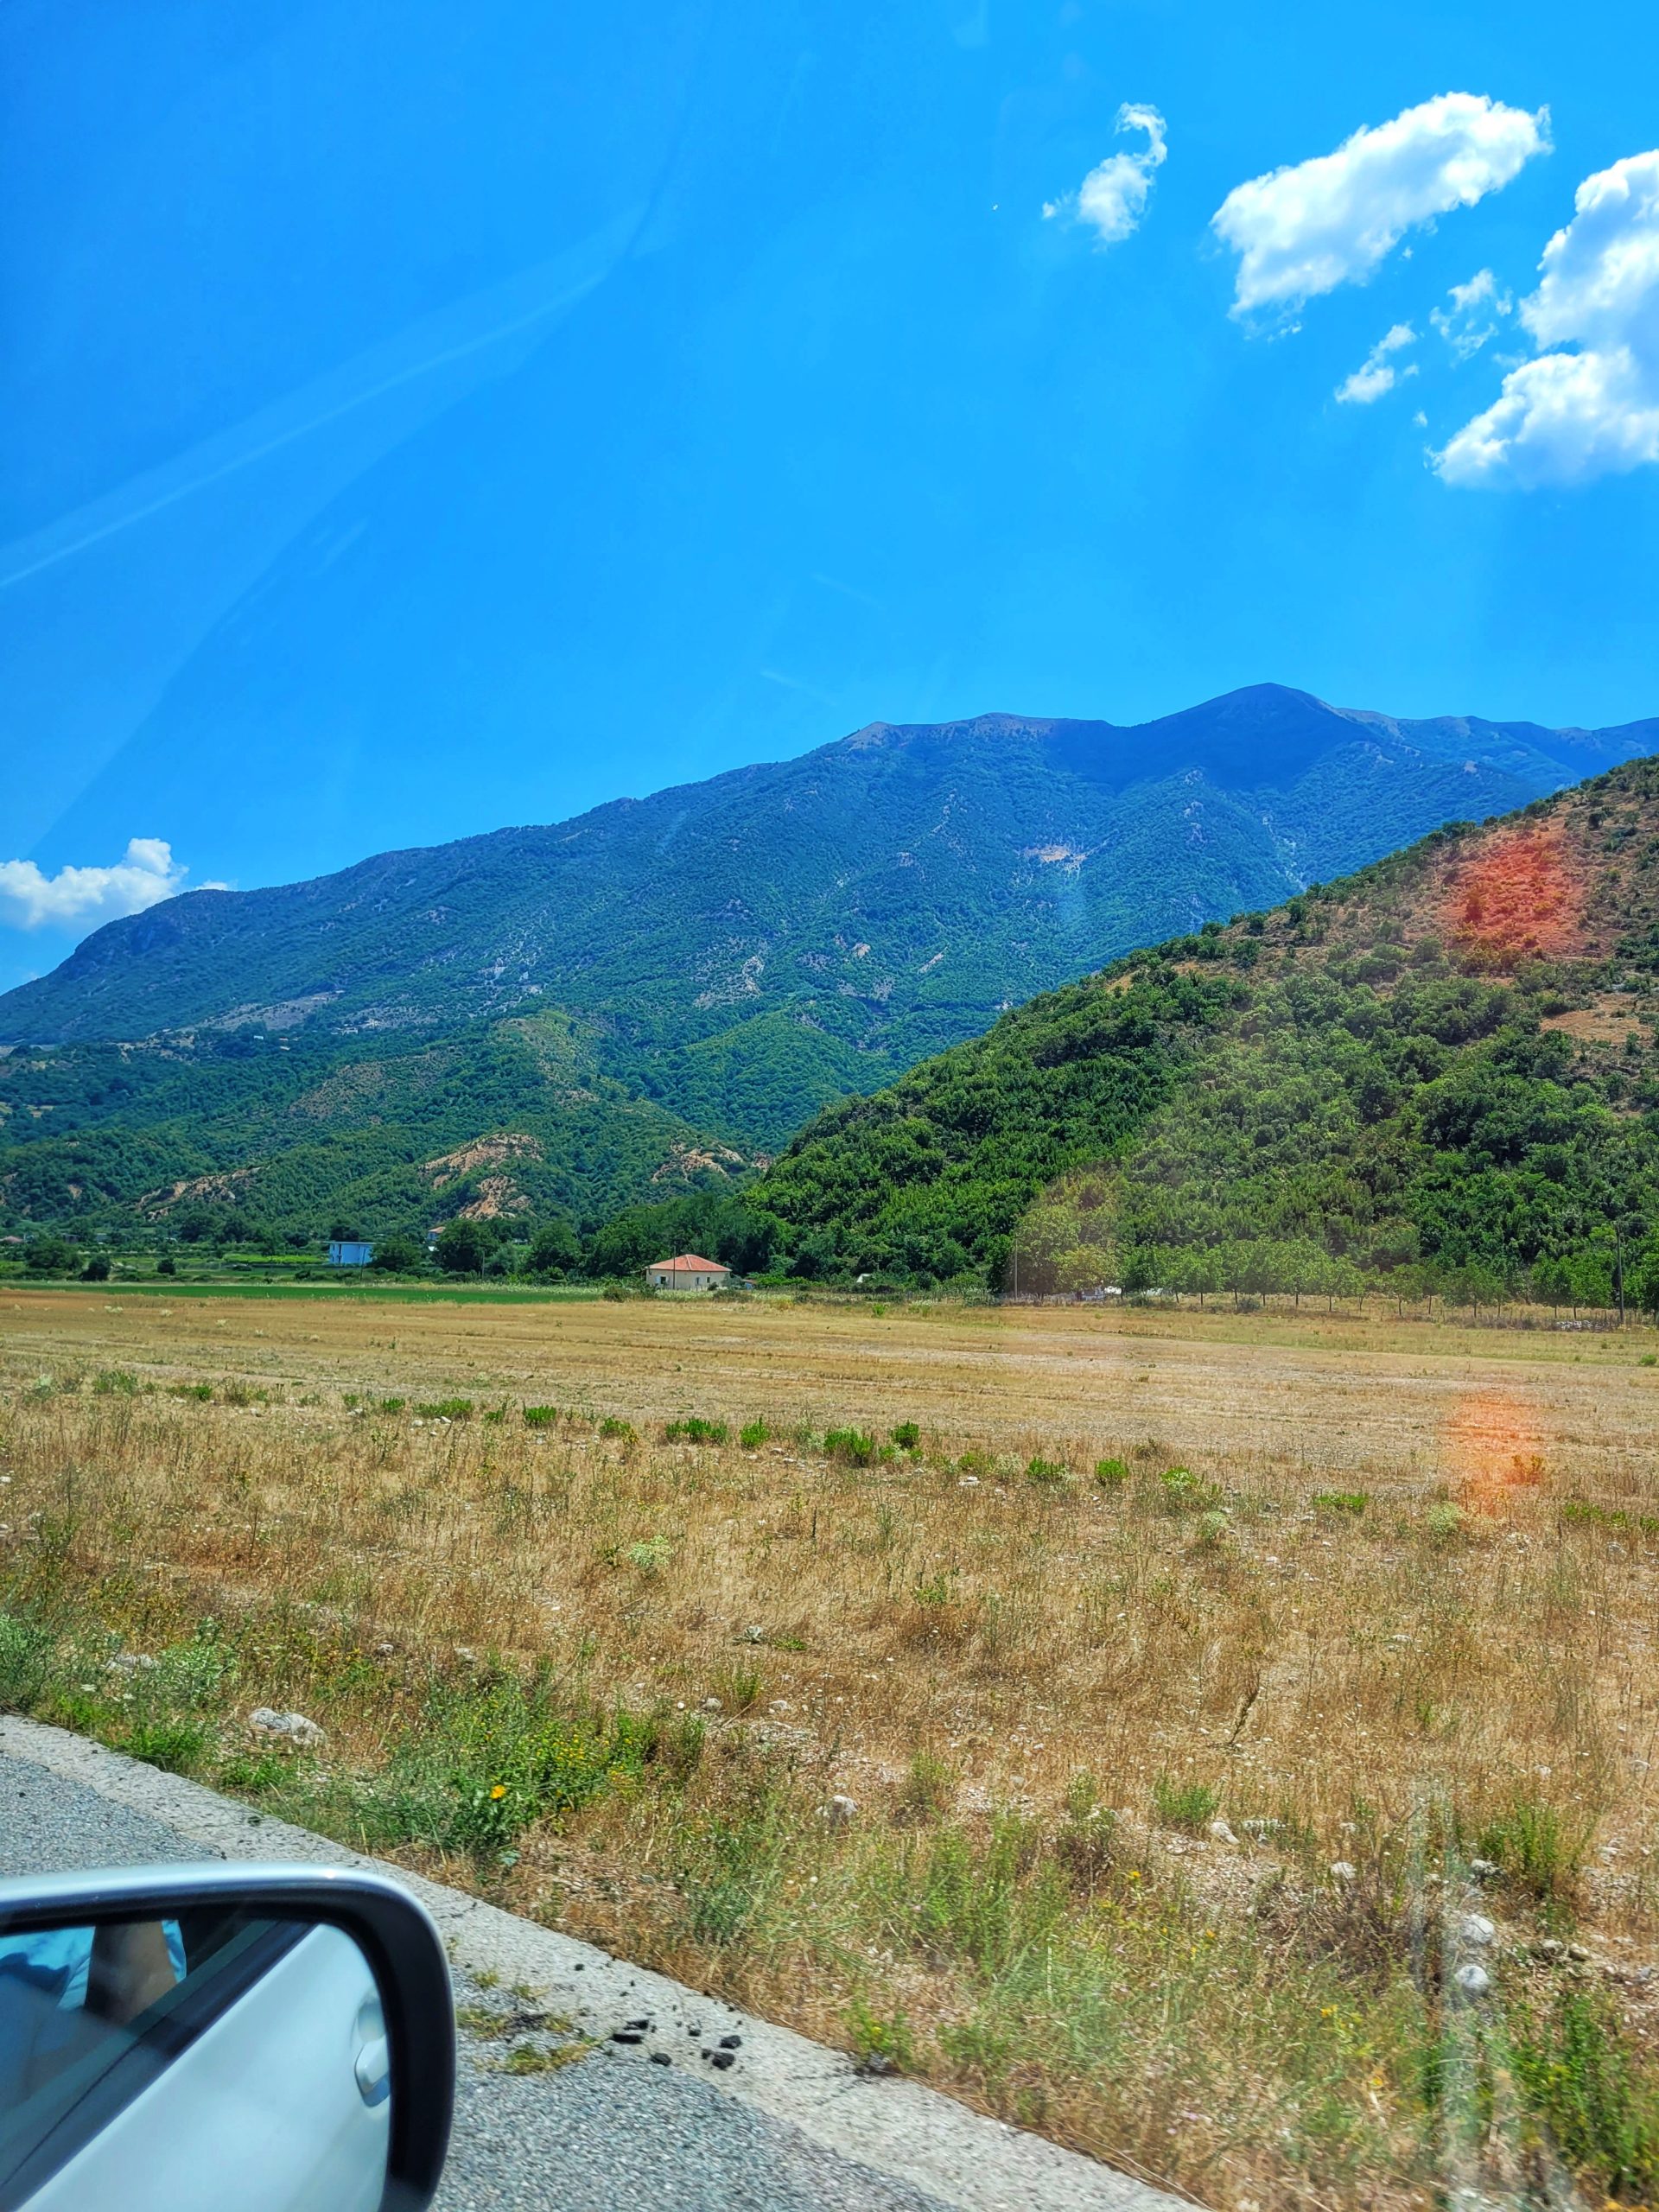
[4,10,1658,2209]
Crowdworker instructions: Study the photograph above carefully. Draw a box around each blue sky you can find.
[3,0,1658,990]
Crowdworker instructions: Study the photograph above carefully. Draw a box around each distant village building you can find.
[645,1252,730,1293]
[327,1239,374,1268]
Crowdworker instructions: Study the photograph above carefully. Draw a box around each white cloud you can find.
[1212,92,1550,317]
[1430,268,1513,358]
[1337,321,1419,404]
[0,838,202,931]
[1438,149,1659,487]
[1044,104,1167,248]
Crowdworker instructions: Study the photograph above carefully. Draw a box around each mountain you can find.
[754,757,1659,1300]
[2,684,1654,1245]
[3,686,1651,1134]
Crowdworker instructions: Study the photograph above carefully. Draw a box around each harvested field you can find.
[4,1286,1659,2209]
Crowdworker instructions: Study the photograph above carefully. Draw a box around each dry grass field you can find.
[4,1284,1659,2209]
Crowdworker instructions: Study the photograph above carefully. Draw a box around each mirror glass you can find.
[0,1909,390,2212]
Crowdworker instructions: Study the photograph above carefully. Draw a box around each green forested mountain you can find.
[755,758,1659,1302]
[0,1011,749,1247]
[2,685,1654,1248]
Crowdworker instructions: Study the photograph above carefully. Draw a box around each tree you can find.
[435,1218,492,1275]
[79,1255,111,1281]
[24,1234,79,1274]
[527,1217,582,1278]
[370,1235,424,1274]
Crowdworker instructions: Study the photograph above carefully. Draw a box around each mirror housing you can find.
[0,1863,454,2212]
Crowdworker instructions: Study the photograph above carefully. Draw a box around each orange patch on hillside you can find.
[1444,1390,1546,1515]
[1443,821,1586,963]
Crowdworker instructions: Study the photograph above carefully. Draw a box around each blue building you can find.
[327,1240,374,1267]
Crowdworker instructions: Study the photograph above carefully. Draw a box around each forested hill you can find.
[3,684,1650,1155]
[755,756,1659,1303]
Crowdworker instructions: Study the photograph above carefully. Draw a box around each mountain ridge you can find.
[3,682,1656,1248]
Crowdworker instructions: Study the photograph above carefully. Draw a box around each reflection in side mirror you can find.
[0,1866,454,2212]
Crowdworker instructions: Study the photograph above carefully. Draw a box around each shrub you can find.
[79,1256,111,1282]
[739,1419,772,1449]
[664,1417,728,1445]
[1093,1458,1130,1486]
[522,1405,560,1428]
[1025,1456,1069,1486]
[824,1427,877,1466]
[156,1255,176,1276]
[1153,1774,1218,1833]
[890,1422,921,1451]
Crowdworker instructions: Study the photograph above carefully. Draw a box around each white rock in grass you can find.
[821,1795,858,1827]
[1459,1913,1497,1948]
[1452,1962,1491,1999]
[250,1707,327,1748]
[1209,1818,1239,1846]
[1329,1861,1357,1881]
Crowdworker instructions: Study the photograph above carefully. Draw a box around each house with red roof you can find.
[645,1252,731,1292]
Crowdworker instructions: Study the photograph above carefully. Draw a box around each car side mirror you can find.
[0,1863,454,2212]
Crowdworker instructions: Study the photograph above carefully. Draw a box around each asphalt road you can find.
[0,1745,950,2212]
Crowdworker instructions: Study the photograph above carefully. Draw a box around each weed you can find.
[890,1422,921,1451]
[1190,1508,1230,1551]
[1425,1501,1465,1542]
[599,1416,635,1442]
[0,1611,56,1709]
[120,1718,212,1774]
[1054,1771,1118,1889]
[846,1998,916,2074]
[739,1420,772,1449]
[1093,1458,1130,1487]
[378,1397,406,1414]
[664,1417,727,1445]
[415,1398,474,1421]
[501,2040,593,2075]
[625,1535,675,1575]
[1153,1774,1218,1833]
[715,1665,764,1714]
[168,1382,213,1403]
[1314,1490,1370,1516]
[1157,1467,1223,1513]
[92,1370,140,1396]
[376,1669,653,1863]
[1508,1983,1659,2200]
[897,1751,957,1823]
[824,1428,877,1466]
[1474,1795,1589,1906]
[1025,1456,1069,1486]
